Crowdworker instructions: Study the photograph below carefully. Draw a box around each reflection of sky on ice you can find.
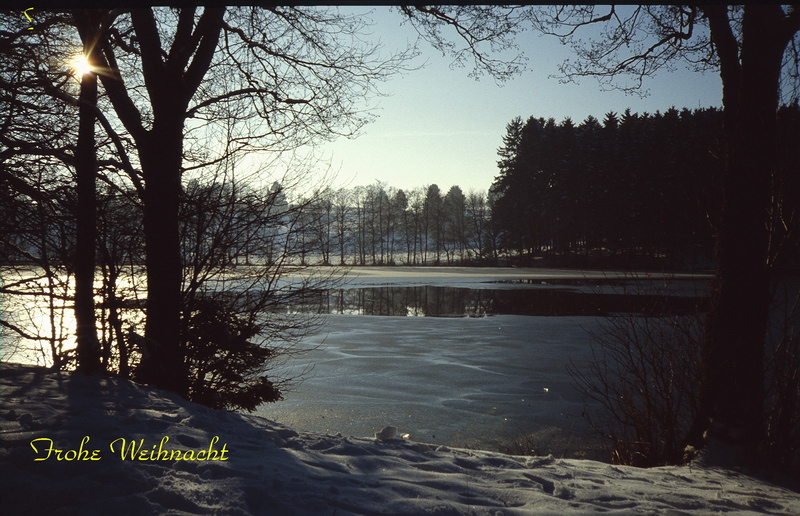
[258,313,603,454]
[299,284,710,318]
[339,265,711,283]
[0,269,76,365]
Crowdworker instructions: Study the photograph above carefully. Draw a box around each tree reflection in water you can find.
[292,285,709,318]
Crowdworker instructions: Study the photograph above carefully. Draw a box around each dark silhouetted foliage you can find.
[183,297,282,412]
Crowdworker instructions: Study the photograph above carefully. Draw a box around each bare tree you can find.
[79,7,414,394]
[443,185,467,263]
[424,184,444,264]
[529,4,800,467]
[1,10,96,369]
[2,6,534,405]
[466,189,490,263]
[331,188,352,266]
[395,5,528,83]
[72,10,106,374]
[177,162,338,410]
[406,187,426,265]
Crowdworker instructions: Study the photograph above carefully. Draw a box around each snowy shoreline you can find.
[2,362,798,515]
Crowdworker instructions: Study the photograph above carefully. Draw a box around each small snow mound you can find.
[526,454,556,468]
[374,425,398,441]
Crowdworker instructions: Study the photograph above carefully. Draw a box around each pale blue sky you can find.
[320,7,723,194]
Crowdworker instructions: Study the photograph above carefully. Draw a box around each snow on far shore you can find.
[2,363,798,515]
[336,266,713,289]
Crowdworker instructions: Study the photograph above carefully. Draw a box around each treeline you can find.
[491,106,800,269]
[4,106,798,273]
[304,105,800,270]
[308,183,497,266]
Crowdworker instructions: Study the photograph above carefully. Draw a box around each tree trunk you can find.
[699,5,786,465]
[74,13,103,375]
[96,7,224,397]
[135,120,189,397]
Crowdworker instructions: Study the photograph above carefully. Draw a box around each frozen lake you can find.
[0,264,711,455]
[257,267,712,455]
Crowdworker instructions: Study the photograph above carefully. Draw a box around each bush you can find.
[763,279,800,479]
[570,309,703,467]
[183,297,282,411]
[570,277,800,474]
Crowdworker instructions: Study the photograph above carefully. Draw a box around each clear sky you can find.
[318,6,723,195]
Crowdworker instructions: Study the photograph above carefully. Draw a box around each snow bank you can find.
[2,362,798,515]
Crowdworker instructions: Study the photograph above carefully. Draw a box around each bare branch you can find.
[528,5,714,96]
[396,5,528,82]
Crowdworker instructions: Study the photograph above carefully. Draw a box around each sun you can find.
[71,54,93,76]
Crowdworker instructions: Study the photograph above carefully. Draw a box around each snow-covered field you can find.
[2,362,799,515]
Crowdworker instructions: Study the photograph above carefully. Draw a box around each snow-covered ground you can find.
[2,362,799,515]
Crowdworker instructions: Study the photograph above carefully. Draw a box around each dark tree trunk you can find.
[74,12,103,375]
[135,119,189,397]
[698,5,787,465]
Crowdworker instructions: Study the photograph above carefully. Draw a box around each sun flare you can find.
[71,54,93,76]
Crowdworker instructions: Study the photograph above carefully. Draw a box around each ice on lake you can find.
[257,266,711,455]
[0,264,710,455]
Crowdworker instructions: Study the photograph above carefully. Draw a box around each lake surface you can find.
[1,265,713,455]
[257,267,712,455]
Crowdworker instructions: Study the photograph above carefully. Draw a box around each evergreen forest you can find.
[492,106,800,270]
